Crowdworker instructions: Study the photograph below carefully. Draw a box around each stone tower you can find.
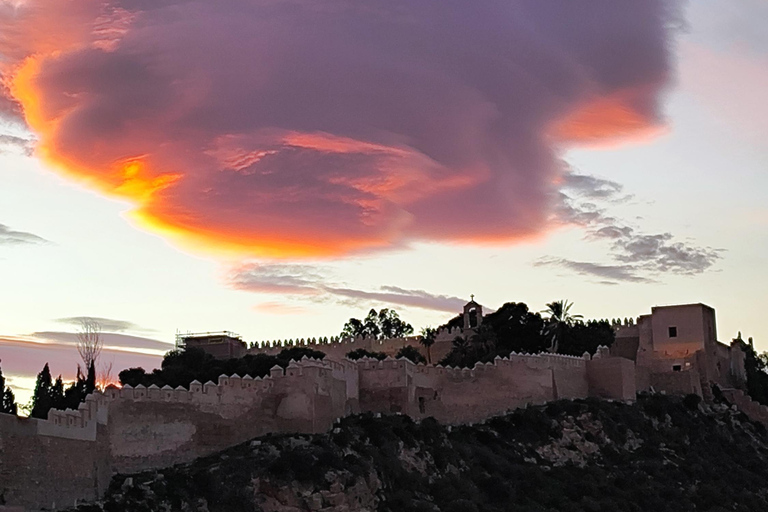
[463,296,484,330]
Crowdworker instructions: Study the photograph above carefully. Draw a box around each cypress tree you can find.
[30,363,53,419]
[85,360,96,395]
[0,362,18,415]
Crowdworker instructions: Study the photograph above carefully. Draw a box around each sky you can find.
[0,0,766,407]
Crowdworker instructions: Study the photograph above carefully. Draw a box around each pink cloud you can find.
[2,0,681,257]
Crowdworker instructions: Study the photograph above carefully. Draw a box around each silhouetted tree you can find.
[542,300,583,353]
[396,346,427,365]
[419,327,437,364]
[341,308,413,340]
[119,347,326,389]
[30,363,54,419]
[744,339,768,405]
[0,361,17,415]
[346,349,387,361]
[76,318,103,370]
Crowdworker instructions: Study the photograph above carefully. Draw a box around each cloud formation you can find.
[55,316,155,334]
[228,263,466,313]
[0,222,47,245]
[1,0,681,257]
[544,169,723,283]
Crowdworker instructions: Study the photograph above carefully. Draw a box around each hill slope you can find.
[71,394,768,512]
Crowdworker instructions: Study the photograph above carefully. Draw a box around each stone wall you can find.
[356,351,599,425]
[0,413,110,511]
[0,349,637,510]
[106,357,358,474]
[249,327,462,364]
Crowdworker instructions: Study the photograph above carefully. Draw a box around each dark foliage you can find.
[29,362,92,418]
[0,362,17,415]
[341,308,414,340]
[744,343,768,406]
[395,346,427,364]
[346,349,387,361]
[68,394,768,512]
[439,302,615,368]
[119,347,326,389]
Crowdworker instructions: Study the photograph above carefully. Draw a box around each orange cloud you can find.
[1,0,679,258]
[551,86,667,148]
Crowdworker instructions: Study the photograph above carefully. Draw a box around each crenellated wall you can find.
[356,351,600,424]
[0,349,633,510]
[248,327,462,364]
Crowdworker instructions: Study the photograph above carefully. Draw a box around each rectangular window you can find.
[668,326,678,338]
[673,365,682,372]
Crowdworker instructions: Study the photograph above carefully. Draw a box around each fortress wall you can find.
[0,413,110,511]
[367,352,591,424]
[249,334,456,365]
[357,359,414,415]
[432,358,556,424]
[649,369,702,397]
[587,357,637,400]
[105,359,352,474]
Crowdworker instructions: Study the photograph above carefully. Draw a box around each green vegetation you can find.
[0,362,17,415]
[30,361,95,419]
[340,308,414,340]
[439,301,614,368]
[118,347,326,389]
[67,394,768,512]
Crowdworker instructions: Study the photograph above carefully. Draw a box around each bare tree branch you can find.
[76,318,103,369]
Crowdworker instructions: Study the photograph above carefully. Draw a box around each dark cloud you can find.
[227,263,466,313]
[1,0,682,256]
[612,232,723,274]
[323,286,466,313]
[548,169,723,282]
[560,173,628,201]
[535,257,652,284]
[0,223,48,245]
[55,316,156,334]
[227,264,323,295]
[0,134,33,155]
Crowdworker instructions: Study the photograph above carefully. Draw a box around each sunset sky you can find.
[1,0,766,406]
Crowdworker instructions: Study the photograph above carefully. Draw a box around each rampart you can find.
[248,326,463,363]
[0,349,632,510]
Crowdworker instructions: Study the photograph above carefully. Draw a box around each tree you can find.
[30,363,54,419]
[340,308,414,340]
[396,346,427,365]
[346,349,387,361]
[419,327,437,364]
[378,309,414,339]
[542,300,583,353]
[0,361,17,415]
[76,317,103,370]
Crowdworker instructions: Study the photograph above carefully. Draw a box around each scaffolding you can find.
[175,330,243,349]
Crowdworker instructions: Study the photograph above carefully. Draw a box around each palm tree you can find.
[419,327,437,364]
[542,300,583,353]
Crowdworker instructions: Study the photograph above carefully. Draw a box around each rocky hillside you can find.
[71,393,768,512]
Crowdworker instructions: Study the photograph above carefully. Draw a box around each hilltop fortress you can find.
[0,301,753,511]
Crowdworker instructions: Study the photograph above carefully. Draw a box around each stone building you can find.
[611,303,747,397]
[177,331,248,360]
